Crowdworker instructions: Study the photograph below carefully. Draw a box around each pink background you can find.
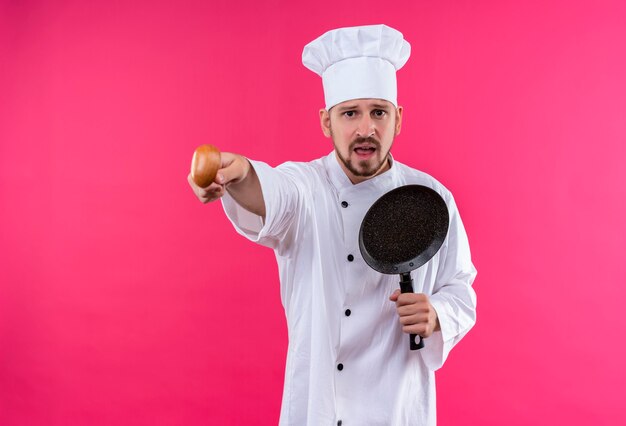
[2,0,625,425]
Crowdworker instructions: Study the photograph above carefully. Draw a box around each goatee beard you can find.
[336,136,390,178]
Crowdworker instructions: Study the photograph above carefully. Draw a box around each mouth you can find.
[353,144,377,159]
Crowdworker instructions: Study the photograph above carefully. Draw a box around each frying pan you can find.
[359,185,449,350]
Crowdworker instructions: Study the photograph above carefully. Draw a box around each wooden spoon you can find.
[191,144,221,187]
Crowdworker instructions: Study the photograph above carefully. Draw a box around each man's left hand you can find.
[389,290,440,338]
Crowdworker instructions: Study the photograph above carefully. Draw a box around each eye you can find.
[343,111,356,118]
[373,110,387,118]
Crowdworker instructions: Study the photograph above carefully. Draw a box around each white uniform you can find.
[222,152,477,426]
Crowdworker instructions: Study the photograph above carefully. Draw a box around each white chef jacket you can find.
[222,152,477,426]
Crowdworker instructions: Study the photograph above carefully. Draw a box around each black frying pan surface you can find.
[359,185,449,275]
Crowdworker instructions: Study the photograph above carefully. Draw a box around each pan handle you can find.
[399,272,425,350]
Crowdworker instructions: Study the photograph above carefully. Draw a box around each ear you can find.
[319,108,331,138]
[395,106,403,136]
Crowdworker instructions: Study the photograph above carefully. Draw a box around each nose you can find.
[355,114,375,138]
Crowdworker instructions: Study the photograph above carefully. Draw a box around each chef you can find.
[188,24,477,426]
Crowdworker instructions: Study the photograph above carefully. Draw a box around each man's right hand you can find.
[188,152,248,204]
[187,152,266,217]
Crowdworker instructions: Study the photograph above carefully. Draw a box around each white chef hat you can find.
[302,24,411,110]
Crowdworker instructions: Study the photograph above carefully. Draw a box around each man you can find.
[188,25,477,426]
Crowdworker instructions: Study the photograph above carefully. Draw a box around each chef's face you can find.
[320,98,402,184]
